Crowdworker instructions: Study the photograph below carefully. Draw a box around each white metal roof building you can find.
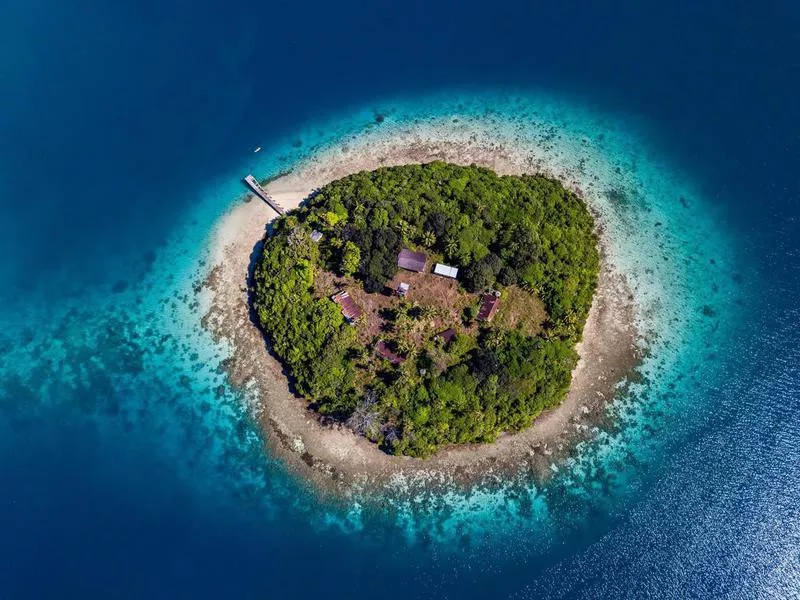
[433,263,458,279]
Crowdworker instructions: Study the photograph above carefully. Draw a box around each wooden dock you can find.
[243,174,284,216]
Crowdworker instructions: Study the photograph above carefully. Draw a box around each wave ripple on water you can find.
[0,91,751,547]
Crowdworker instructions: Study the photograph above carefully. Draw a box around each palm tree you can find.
[420,305,437,320]
[395,219,413,242]
[396,337,415,356]
[445,237,458,258]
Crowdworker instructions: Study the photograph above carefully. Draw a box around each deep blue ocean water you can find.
[1,0,799,597]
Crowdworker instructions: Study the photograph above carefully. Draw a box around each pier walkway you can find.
[243,174,285,216]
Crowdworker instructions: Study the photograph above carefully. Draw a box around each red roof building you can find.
[331,291,363,323]
[397,249,428,272]
[477,293,501,322]
[435,328,457,344]
[375,341,405,365]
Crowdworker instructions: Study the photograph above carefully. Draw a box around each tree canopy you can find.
[251,162,599,457]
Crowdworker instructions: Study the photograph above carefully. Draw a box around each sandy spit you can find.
[200,136,640,499]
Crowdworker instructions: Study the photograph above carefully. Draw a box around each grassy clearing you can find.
[494,285,548,336]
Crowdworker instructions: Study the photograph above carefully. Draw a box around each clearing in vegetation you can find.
[251,162,599,457]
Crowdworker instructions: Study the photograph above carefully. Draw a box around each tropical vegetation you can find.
[251,162,598,456]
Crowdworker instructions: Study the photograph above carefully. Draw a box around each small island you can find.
[251,162,599,457]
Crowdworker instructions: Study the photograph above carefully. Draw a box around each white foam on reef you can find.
[0,89,743,546]
[241,91,741,541]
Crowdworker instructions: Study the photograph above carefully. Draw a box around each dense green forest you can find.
[251,162,599,457]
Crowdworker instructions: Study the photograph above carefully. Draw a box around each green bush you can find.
[251,162,599,457]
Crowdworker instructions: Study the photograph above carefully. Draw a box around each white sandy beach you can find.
[201,133,639,496]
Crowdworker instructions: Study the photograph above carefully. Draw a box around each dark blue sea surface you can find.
[1,0,799,597]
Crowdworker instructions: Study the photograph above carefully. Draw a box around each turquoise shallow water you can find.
[4,97,796,598]
[2,92,746,539]
[2,1,799,595]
